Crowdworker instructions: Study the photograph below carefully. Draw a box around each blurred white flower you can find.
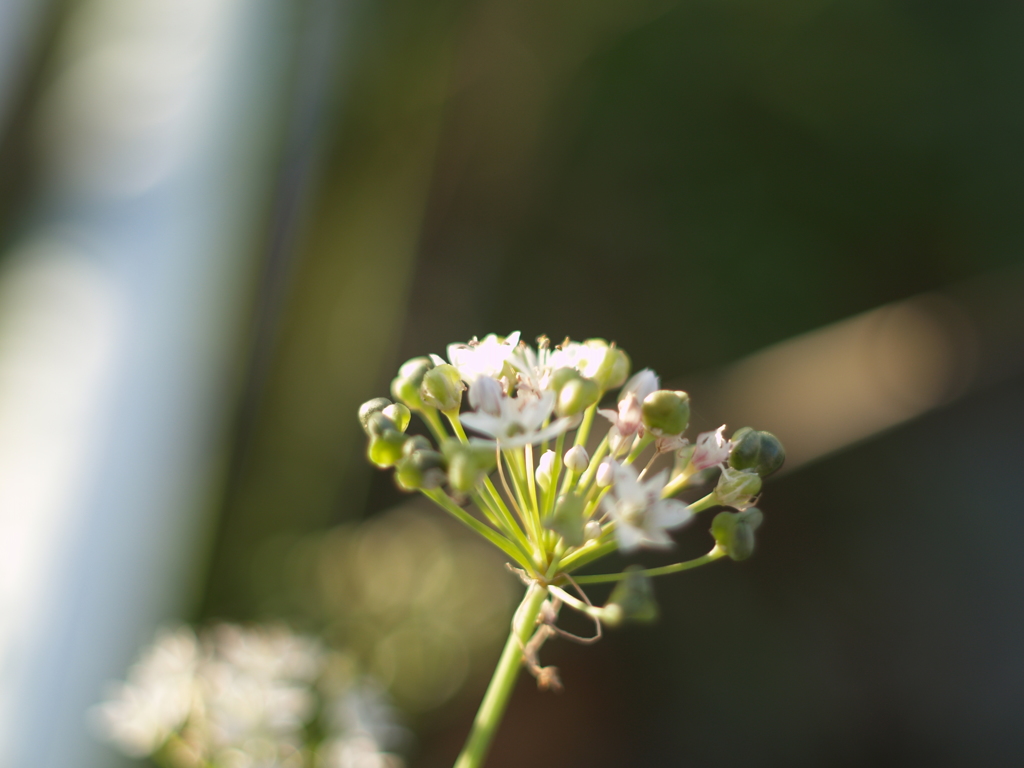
[461,390,576,447]
[94,624,404,768]
[601,461,692,552]
[92,627,199,756]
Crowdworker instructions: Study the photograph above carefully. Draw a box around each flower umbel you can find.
[360,332,785,768]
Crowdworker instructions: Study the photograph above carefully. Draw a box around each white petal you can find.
[652,498,692,529]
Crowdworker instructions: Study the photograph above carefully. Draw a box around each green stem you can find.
[573,546,726,584]
[422,489,534,571]
[574,403,598,448]
[454,583,549,768]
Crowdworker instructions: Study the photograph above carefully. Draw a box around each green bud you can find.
[591,342,630,390]
[403,435,432,455]
[382,403,411,433]
[605,565,658,625]
[729,427,785,477]
[556,377,601,417]
[420,364,464,412]
[358,398,393,434]
[364,411,398,438]
[550,366,581,392]
[543,493,586,547]
[395,449,446,491]
[710,508,764,561]
[641,390,690,436]
[390,357,435,411]
[367,430,408,467]
[715,466,762,508]
[444,441,497,492]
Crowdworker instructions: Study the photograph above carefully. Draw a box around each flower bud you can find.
[381,403,411,433]
[420,364,464,412]
[604,565,658,625]
[535,450,557,489]
[728,428,785,477]
[710,508,764,561]
[403,435,432,455]
[444,441,497,492]
[391,357,435,410]
[596,460,614,488]
[641,390,690,436]
[563,445,590,473]
[468,376,503,416]
[364,411,398,438]
[358,398,393,434]
[543,493,586,547]
[367,430,408,467]
[395,449,446,491]
[715,466,762,509]
[584,520,602,541]
[550,366,581,392]
[556,377,601,417]
[591,342,630,390]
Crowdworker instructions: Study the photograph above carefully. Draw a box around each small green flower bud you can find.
[402,435,432,455]
[641,390,690,436]
[420,364,464,412]
[382,403,411,433]
[367,430,408,467]
[605,565,658,625]
[390,357,435,411]
[715,466,762,508]
[444,441,497,492]
[543,493,586,547]
[358,398,393,434]
[550,366,581,392]
[563,445,589,473]
[590,341,630,390]
[395,449,446,491]
[710,508,764,561]
[364,411,398,438]
[584,520,602,541]
[728,427,785,477]
[556,376,601,417]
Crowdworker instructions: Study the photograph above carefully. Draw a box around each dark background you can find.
[3,0,1023,766]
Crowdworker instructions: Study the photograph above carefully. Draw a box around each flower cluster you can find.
[360,333,784,628]
[93,624,406,768]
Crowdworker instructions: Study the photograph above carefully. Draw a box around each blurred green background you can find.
[2,0,1023,766]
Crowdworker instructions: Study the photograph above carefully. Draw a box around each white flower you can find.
[446,332,521,383]
[461,390,576,447]
[467,375,504,416]
[691,425,732,470]
[597,368,660,447]
[91,628,200,756]
[510,337,615,397]
[601,461,692,552]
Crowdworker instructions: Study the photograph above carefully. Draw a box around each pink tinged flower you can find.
[598,393,644,439]
[461,390,577,447]
[620,369,660,404]
[601,461,692,553]
[447,332,521,383]
[691,425,732,470]
[468,376,503,416]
